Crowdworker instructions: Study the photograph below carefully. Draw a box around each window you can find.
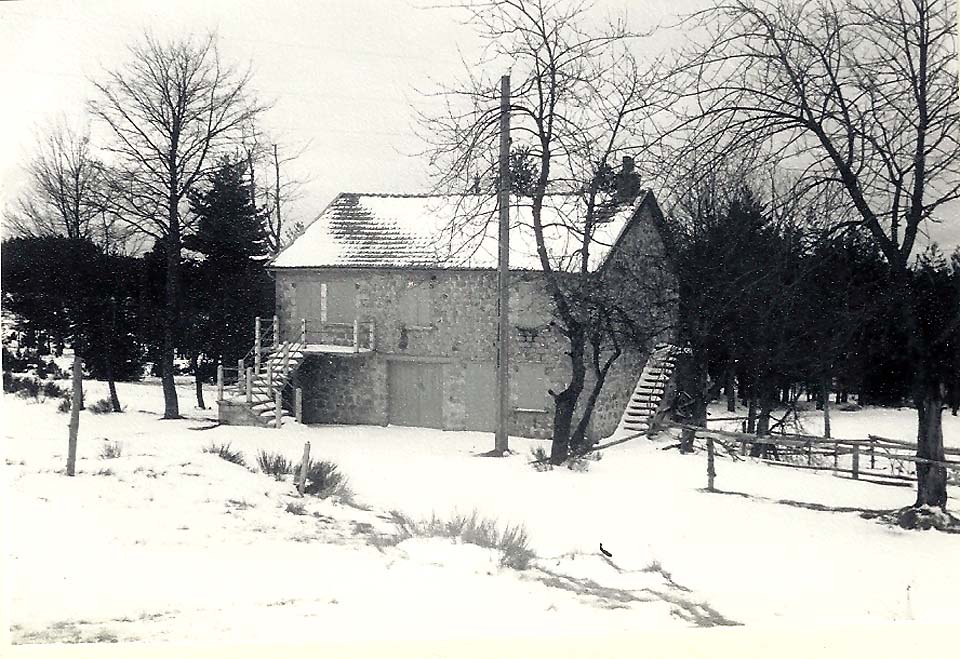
[400,281,433,327]
[511,280,551,328]
[514,363,549,412]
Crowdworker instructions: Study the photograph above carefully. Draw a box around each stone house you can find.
[265,188,676,440]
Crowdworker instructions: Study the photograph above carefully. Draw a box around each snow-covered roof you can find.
[270,191,649,272]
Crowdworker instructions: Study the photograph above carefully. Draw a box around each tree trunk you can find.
[915,384,947,509]
[569,341,620,454]
[725,367,736,412]
[192,352,206,410]
[550,328,586,465]
[161,227,181,419]
[106,297,121,412]
[66,354,82,476]
[746,398,757,434]
[822,377,832,439]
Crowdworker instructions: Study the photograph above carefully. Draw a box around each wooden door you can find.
[388,361,444,429]
[463,362,495,431]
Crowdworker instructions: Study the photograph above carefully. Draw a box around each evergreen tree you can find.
[185,158,274,377]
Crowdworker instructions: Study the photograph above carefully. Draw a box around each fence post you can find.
[852,445,860,480]
[353,318,360,353]
[246,367,253,404]
[237,359,244,393]
[297,441,311,496]
[739,439,746,456]
[301,318,307,345]
[806,440,812,466]
[870,437,876,470]
[706,436,716,492]
[274,387,282,429]
[216,364,224,402]
[295,387,303,423]
[833,442,839,469]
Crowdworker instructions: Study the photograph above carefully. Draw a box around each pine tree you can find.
[186,159,274,382]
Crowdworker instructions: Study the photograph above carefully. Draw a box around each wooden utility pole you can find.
[494,74,511,455]
[273,143,282,252]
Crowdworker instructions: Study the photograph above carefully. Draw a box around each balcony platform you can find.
[302,343,374,355]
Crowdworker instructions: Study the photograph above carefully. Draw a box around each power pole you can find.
[494,74,511,455]
[273,143,282,253]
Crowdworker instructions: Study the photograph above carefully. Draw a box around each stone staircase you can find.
[618,343,680,434]
[246,341,306,425]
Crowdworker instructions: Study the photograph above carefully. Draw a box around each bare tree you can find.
[5,121,112,243]
[675,0,959,516]
[90,32,266,419]
[421,0,676,463]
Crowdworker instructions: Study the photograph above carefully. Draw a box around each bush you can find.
[530,446,552,472]
[285,502,307,515]
[88,398,115,414]
[391,510,535,570]
[203,442,246,467]
[256,450,293,480]
[57,397,71,414]
[295,458,351,500]
[8,375,40,399]
[41,381,67,400]
[100,441,123,459]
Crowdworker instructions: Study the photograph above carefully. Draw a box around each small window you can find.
[401,282,433,327]
[511,280,551,328]
[514,363,549,412]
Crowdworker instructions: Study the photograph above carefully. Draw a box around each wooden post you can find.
[297,441,311,496]
[870,437,876,469]
[267,363,274,396]
[852,445,860,480]
[273,314,279,347]
[238,359,244,393]
[295,387,303,423]
[254,317,261,374]
[739,439,746,456]
[217,364,224,401]
[833,442,839,469]
[301,318,306,345]
[274,387,282,429]
[706,436,716,492]
[353,318,360,353]
[66,354,82,477]
[494,73,511,456]
[246,367,253,404]
[806,440,812,466]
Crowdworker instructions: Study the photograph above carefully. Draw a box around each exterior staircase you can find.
[247,341,306,425]
[617,343,680,434]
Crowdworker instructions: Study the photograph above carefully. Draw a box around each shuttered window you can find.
[514,363,549,412]
[401,282,433,327]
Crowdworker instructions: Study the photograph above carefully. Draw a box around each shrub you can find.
[10,376,40,400]
[256,450,293,480]
[203,442,246,467]
[295,458,351,500]
[285,502,307,515]
[57,397,72,414]
[100,441,123,459]
[42,381,67,400]
[88,398,115,414]
[391,510,535,570]
[530,446,552,472]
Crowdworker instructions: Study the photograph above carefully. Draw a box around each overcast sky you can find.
[1,0,956,250]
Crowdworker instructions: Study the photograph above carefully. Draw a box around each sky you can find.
[0,0,956,251]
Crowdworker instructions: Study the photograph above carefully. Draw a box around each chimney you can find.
[621,156,635,175]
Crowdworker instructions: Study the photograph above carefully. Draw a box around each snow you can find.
[4,379,960,646]
[270,192,642,272]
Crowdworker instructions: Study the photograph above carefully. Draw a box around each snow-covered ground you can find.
[3,378,959,646]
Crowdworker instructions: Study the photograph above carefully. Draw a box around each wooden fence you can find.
[671,423,960,486]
